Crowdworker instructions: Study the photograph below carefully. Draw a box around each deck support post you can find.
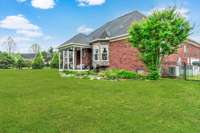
[73,47,75,70]
[80,48,83,70]
[62,50,65,70]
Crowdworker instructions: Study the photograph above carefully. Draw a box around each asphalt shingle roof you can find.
[21,53,36,60]
[59,10,146,47]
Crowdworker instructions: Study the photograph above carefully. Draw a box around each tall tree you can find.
[48,47,54,59]
[30,43,41,54]
[50,52,59,68]
[32,52,44,69]
[129,7,191,79]
[2,36,16,55]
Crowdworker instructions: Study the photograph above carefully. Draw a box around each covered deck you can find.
[59,43,92,71]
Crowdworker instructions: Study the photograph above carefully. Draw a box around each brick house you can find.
[58,11,200,76]
[162,40,200,76]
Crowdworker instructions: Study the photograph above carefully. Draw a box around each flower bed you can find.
[63,69,145,80]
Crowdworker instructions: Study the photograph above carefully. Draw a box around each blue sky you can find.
[0,0,200,53]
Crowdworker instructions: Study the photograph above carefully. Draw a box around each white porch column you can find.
[67,48,70,70]
[62,50,65,70]
[59,51,61,70]
[73,47,75,70]
[80,48,83,70]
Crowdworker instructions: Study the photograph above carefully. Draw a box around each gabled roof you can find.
[59,10,145,48]
[187,39,200,47]
[88,10,146,40]
[59,33,90,48]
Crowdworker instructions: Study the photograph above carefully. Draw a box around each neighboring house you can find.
[21,53,36,61]
[162,40,200,77]
[58,10,200,77]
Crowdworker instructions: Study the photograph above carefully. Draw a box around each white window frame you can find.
[101,46,109,61]
[94,48,99,61]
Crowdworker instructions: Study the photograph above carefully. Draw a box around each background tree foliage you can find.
[16,56,25,70]
[129,7,191,79]
[32,53,44,69]
[50,52,59,68]
[0,52,15,69]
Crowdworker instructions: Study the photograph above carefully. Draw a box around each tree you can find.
[129,7,191,79]
[47,47,54,63]
[2,36,16,55]
[30,43,41,54]
[16,56,25,70]
[0,52,15,69]
[41,51,48,66]
[42,47,55,67]
[48,47,54,58]
[32,53,44,69]
[50,52,59,68]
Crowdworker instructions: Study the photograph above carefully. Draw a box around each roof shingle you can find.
[59,10,146,47]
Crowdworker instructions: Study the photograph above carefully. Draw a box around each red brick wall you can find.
[163,42,200,65]
[109,39,146,71]
[162,42,200,76]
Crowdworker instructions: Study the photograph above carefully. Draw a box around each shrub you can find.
[32,53,44,69]
[24,60,32,68]
[50,52,59,69]
[117,70,139,79]
[64,70,97,77]
[99,69,142,80]
[0,53,15,69]
[147,69,160,80]
[16,57,25,69]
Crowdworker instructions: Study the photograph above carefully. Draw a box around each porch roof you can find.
[58,33,90,49]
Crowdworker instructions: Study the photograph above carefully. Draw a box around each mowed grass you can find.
[0,70,200,133]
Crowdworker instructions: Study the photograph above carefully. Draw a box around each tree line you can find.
[0,38,59,69]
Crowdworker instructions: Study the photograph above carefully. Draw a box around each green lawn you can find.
[0,70,200,133]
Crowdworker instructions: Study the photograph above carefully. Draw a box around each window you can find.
[184,45,188,55]
[94,49,99,61]
[169,67,176,76]
[102,47,108,60]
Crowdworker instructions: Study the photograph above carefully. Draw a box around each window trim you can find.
[101,46,109,61]
[94,48,99,61]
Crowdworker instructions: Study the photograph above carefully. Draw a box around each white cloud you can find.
[0,14,39,31]
[31,0,56,9]
[77,0,105,6]
[77,25,94,34]
[16,30,43,38]
[0,14,43,38]
[0,14,45,52]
